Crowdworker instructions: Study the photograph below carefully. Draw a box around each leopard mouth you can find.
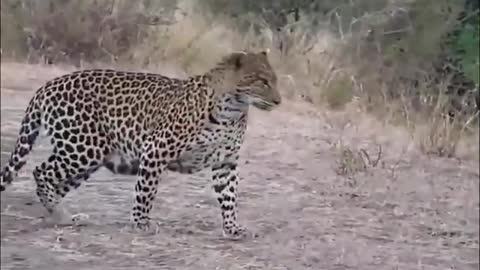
[252,101,276,111]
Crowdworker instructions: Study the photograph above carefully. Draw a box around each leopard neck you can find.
[211,93,249,123]
[190,74,248,122]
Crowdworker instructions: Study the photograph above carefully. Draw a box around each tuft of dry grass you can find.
[415,111,479,159]
[333,140,383,179]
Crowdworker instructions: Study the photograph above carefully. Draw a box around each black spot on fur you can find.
[18,147,29,157]
[65,144,75,153]
[67,106,74,116]
[14,161,26,171]
[76,144,86,153]
[79,155,89,165]
[62,131,71,140]
[54,122,63,130]
[221,205,233,211]
[209,113,220,125]
[86,149,95,159]
[218,171,229,179]
[214,183,227,193]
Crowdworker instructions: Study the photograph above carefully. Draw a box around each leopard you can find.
[0,49,281,239]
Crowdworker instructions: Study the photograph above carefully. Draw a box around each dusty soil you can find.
[1,62,479,270]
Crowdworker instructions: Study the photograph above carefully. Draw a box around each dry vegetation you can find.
[1,0,478,159]
[1,0,479,269]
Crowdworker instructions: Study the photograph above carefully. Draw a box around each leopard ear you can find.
[230,51,247,70]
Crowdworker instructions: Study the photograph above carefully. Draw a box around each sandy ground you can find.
[1,62,479,270]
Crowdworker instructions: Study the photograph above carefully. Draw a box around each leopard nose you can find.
[272,93,282,105]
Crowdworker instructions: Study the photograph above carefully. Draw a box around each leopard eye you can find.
[260,78,270,87]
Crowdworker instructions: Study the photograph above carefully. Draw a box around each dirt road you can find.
[1,63,478,270]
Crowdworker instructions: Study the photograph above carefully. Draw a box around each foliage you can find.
[0,0,178,64]
[453,6,480,85]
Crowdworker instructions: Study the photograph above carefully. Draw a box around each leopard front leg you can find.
[211,162,247,239]
[130,136,170,232]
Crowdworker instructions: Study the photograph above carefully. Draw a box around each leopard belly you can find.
[104,124,243,175]
[167,126,241,174]
[167,143,225,174]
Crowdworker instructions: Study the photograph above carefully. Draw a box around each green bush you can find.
[453,12,480,85]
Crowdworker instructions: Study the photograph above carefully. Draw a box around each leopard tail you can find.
[1,95,42,192]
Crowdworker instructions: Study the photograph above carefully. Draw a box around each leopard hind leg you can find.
[34,146,106,225]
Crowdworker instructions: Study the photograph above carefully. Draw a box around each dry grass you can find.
[334,142,383,178]
[1,0,478,160]
[1,63,479,270]
[416,111,478,158]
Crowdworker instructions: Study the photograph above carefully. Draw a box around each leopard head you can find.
[208,50,281,111]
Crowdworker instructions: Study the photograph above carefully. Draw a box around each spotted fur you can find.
[0,50,281,238]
